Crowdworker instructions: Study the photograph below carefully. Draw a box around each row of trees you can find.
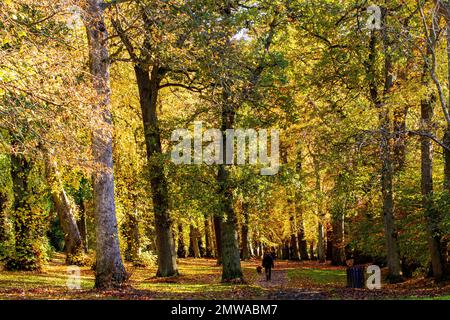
[1,0,450,289]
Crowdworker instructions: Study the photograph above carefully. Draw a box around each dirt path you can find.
[249,261,329,300]
[255,268,289,290]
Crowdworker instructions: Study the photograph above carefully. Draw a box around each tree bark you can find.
[298,228,309,261]
[81,0,127,288]
[213,215,223,264]
[289,216,300,261]
[366,19,402,281]
[177,224,187,258]
[44,155,84,265]
[218,165,243,281]
[8,152,39,270]
[216,91,242,281]
[379,91,402,281]
[309,241,316,260]
[0,192,8,243]
[421,59,445,280]
[189,224,200,258]
[134,65,178,277]
[325,223,333,261]
[445,16,450,195]
[77,200,88,253]
[331,211,346,266]
[317,222,326,263]
[295,150,309,260]
[124,209,140,263]
[204,215,214,258]
[240,203,250,260]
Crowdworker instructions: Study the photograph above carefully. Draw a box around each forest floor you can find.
[0,254,449,300]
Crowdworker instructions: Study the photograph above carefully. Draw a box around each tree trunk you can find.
[309,241,316,260]
[8,152,40,271]
[82,0,127,288]
[367,21,402,281]
[445,16,450,195]
[177,224,187,258]
[289,221,300,260]
[326,223,333,261]
[295,150,309,261]
[218,165,243,281]
[217,93,242,281]
[189,224,200,258]
[421,60,445,281]
[213,215,223,264]
[44,155,84,265]
[240,203,250,260]
[444,129,450,194]
[393,105,408,171]
[281,239,289,260]
[204,215,214,258]
[317,222,326,263]
[134,65,178,277]
[124,209,140,264]
[198,230,205,257]
[380,110,402,281]
[0,192,9,243]
[77,200,88,253]
[331,211,346,266]
[298,228,309,261]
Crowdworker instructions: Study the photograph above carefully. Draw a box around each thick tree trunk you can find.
[331,211,346,266]
[0,192,8,243]
[216,94,242,281]
[218,165,243,281]
[367,22,402,281]
[317,222,326,263]
[393,105,408,171]
[189,225,200,258]
[445,17,450,195]
[248,235,254,257]
[444,129,450,194]
[213,215,223,264]
[198,231,205,257]
[44,156,84,265]
[8,152,40,270]
[380,112,402,281]
[289,224,300,260]
[124,209,140,263]
[204,215,214,258]
[309,241,316,260]
[294,150,309,261]
[77,200,88,253]
[298,228,309,261]
[240,203,250,260]
[421,62,445,281]
[134,65,178,277]
[177,224,187,258]
[325,223,333,261]
[282,239,290,260]
[82,0,127,288]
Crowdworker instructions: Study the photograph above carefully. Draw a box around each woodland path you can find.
[251,261,329,300]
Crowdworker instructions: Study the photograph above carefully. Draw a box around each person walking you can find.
[262,251,275,281]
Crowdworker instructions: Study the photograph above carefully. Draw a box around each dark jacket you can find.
[262,254,274,268]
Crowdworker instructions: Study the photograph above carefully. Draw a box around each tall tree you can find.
[44,153,84,265]
[80,0,127,288]
[365,10,402,281]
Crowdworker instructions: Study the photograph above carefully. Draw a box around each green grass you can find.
[0,271,94,290]
[288,268,346,286]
